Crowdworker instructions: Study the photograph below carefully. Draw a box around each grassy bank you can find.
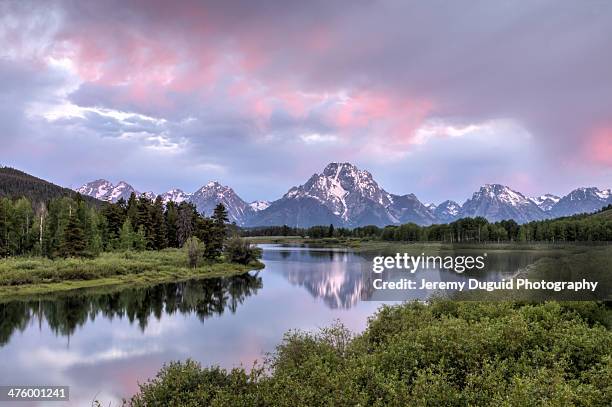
[126,300,612,406]
[249,236,602,257]
[0,249,264,298]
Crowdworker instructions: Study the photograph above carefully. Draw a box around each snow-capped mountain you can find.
[248,163,435,227]
[460,184,546,223]
[549,187,612,218]
[249,200,270,211]
[159,188,191,205]
[529,194,560,212]
[284,163,393,221]
[78,179,253,224]
[189,181,253,224]
[77,166,611,227]
[433,200,461,223]
[388,193,436,225]
[77,180,139,203]
[143,191,157,201]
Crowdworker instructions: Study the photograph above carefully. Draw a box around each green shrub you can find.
[224,237,261,265]
[183,237,205,268]
[126,300,612,406]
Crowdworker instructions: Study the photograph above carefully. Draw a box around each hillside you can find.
[0,167,100,206]
[593,206,612,220]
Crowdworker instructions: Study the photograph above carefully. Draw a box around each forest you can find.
[0,167,100,206]
[243,205,612,243]
[0,193,230,259]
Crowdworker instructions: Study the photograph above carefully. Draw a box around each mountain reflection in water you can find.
[261,244,548,306]
[262,246,366,309]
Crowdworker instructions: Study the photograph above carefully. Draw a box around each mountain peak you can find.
[529,194,560,211]
[160,188,190,204]
[266,162,439,227]
[205,180,222,188]
[474,184,529,207]
[433,200,461,222]
[463,184,544,223]
[77,179,137,203]
[249,200,271,211]
[322,162,358,175]
[191,181,250,224]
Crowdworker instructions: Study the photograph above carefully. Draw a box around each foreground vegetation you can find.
[0,249,263,298]
[127,300,611,406]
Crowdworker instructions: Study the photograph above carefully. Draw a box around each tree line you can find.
[0,193,230,259]
[242,206,612,243]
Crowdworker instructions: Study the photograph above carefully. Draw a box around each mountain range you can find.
[76,162,612,227]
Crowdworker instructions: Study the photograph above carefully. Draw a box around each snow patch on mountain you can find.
[529,194,560,211]
[77,179,138,203]
[160,189,191,204]
[249,200,270,211]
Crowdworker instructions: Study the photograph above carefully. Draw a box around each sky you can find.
[1,0,611,204]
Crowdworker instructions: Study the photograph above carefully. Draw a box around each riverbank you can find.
[248,235,602,253]
[0,249,264,299]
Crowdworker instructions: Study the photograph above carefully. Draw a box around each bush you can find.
[126,300,612,406]
[224,237,261,265]
[183,237,204,268]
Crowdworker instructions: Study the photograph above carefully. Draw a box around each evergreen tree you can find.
[165,201,179,248]
[60,212,86,257]
[44,198,72,257]
[151,196,167,250]
[134,225,147,251]
[205,204,229,259]
[100,201,126,249]
[137,195,154,249]
[126,192,139,227]
[0,198,13,257]
[120,218,135,250]
[212,203,229,226]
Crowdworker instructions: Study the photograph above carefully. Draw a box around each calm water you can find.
[0,245,547,406]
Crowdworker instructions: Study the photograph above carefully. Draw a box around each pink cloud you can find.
[588,126,612,166]
[328,91,433,150]
[10,0,435,157]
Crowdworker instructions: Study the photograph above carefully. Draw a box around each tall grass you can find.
[0,249,263,287]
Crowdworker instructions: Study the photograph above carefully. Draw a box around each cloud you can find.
[0,0,611,201]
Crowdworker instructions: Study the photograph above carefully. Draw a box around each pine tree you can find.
[134,225,147,251]
[100,201,126,249]
[206,204,229,259]
[212,203,229,226]
[151,196,167,250]
[137,195,154,249]
[120,218,135,250]
[44,197,72,257]
[60,212,86,257]
[0,198,12,257]
[165,201,179,248]
[126,192,139,227]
